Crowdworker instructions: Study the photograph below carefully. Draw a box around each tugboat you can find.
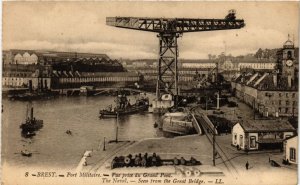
[20,106,43,133]
[99,94,149,118]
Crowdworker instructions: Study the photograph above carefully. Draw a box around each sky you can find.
[2,2,299,59]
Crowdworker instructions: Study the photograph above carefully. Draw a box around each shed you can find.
[232,120,295,151]
[283,135,298,164]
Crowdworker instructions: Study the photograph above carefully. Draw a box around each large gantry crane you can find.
[106,10,245,111]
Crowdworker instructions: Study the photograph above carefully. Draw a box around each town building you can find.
[2,50,133,90]
[232,120,295,151]
[123,57,279,84]
[283,135,298,164]
[2,64,52,90]
[2,49,110,65]
[231,37,299,117]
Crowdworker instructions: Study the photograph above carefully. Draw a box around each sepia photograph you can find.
[1,1,299,185]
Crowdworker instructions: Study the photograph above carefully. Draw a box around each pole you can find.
[213,131,216,166]
[206,95,208,114]
[103,137,106,151]
[216,92,220,110]
[253,99,255,120]
[116,112,119,143]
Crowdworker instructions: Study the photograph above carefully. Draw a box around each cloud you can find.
[3,2,298,59]
[5,40,157,59]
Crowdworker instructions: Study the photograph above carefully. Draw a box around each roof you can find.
[7,49,109,60]
[283,39,294,48]
[284,135,298,141]
[53,71,138,78]
[237,120,296,133]
[233,70,298,91]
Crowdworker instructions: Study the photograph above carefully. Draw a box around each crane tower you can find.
[106,10,245,110]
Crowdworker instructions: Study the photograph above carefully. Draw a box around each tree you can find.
[208,54,212,60]
[255,48,263,59]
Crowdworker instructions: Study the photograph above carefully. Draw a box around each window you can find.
[234,134,237,144]
[279,100,281,105]
[279,108,282,113]
[285,135,292,139]
[286,101,290,106]
[250,136,256,148]
[293,101,297,106]
[287,51,292,59]
[279,93,282,97]
[286,93,289,98]
[285,108,289,113]
[290,148,296,162]
[292,93,295,98]
[239,135,243,147]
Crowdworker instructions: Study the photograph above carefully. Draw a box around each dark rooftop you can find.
[238,120,296,133]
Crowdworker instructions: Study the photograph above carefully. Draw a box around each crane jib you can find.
[106,17,245,33]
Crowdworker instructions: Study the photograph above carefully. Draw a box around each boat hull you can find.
[162,118,194,135]
[99,105,149,118]
[20,120,43,132]
[21,151,32,157]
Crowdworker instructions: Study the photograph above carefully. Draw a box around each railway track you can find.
[189,107,239,176]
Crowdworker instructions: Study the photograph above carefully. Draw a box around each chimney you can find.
[273,72,277,87]
[288,75,292,88]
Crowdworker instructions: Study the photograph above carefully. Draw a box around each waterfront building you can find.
[2,50,128,90]
[51,71,140,89]
[232,120,295,151]
[231,38,299,117]
[283,135,298,164]
[2,64,52,90]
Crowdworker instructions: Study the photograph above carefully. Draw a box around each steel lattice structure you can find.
[106,11,245,102]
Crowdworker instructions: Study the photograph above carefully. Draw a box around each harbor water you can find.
[1,95,162,170]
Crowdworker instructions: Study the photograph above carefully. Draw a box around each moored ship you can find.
[20,107,43,133]
[99,94,149,118]
[161,109,195,135]
[8,91,58,101]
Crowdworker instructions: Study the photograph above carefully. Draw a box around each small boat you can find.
[79,86,96,96]
[21,150,32,157]
[99,94,149,118]
[20,106,43,133]
[66,130,72,135]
